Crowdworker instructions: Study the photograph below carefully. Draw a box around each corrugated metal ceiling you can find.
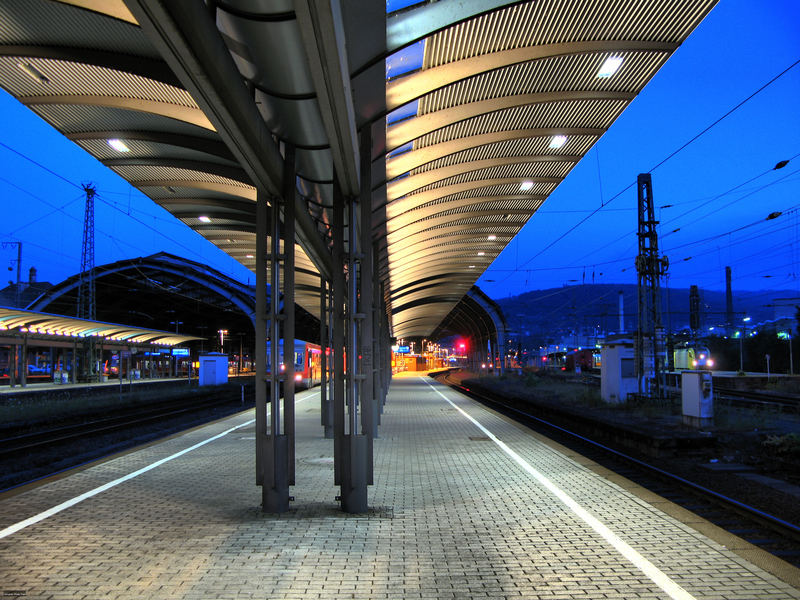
[0,0,718,340]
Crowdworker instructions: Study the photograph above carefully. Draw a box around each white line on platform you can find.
[0,392,315,540]
[423,377,697,600]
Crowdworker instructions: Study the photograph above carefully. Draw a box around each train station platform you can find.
[1,374,799,599]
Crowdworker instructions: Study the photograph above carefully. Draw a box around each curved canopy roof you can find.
[0,306,200,346]
[0,0,716,341]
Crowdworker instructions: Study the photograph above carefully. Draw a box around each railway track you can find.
[0,386,253,490]
[436,371,800,568]
[714,386,800,413]
[0,392,243,457]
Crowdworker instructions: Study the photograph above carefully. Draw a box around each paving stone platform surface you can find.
[1,374,799,599]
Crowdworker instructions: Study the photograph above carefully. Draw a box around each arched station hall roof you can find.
[429,286,509,349]
[0,0,716,341]
[27,252,320,345]
[0,306,200,346]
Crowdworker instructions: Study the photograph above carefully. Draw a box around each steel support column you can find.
[8,342,16,388]
[359,126,377,444]
[332,182,345,487]
[283,145,296,486]
[345,188,367,512]
[262,153,290,512]
[333,177,369,513]
[372,243,384,421]
[327,281,336,437]
[71,339,77,384]
[320,275,333,438]
[255,189,268,488]
[21,335,27,388]
[382,302,391,401]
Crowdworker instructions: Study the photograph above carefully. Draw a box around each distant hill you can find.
[493,283,798,340]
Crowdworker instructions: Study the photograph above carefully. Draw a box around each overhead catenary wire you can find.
[0,143,251,282]
[492,55,800,286]
[489,200,800,279]
[570,157,798,266]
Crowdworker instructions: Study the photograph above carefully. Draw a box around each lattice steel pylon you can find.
[635,174,668,399]
[77,183,97,379]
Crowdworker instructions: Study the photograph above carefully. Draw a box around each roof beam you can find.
[68,130,234,160]
[387,41,675,110]
[390,260,486,282]
[391,295,469,316]
[381,177,558,219]
[133,179,256,201]
[386,90,634,151]
[294,0,360,196]
[172,210,255,223]
[385,127,603,179]
[193,223,255,234]
[386,193,546,223]
[0,44,181,87]
[155,197,255,210]
[386,155,577,201]
[378,222,519,256]
[21,95,214,129]
[383,233,511,269]
[103,157,250,183]
[124,0,332,279]
[389,248,493,274]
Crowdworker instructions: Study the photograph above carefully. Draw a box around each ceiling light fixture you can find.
[17,62,49,84]
[477,252,485,256]
[487,235,497,241]
[198,215,211,223]
[107,138,130,152]
[549,135,567,149]
[246,254,254,258]
[597,56,623,78]
[519,181,534,191]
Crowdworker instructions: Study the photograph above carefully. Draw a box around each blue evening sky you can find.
[1,0,799,302]
[479,0,800,298]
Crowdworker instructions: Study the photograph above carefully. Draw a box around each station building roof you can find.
[0,0,717,341]
[0,306,201,347]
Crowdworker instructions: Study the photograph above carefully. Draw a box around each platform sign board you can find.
[397,346,410,354]
[172,348,190,356]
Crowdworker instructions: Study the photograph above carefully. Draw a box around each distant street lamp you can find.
[739,316,750,372]
[779,331,793,375]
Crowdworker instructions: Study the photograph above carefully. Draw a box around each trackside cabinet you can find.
[199,352,228,386]
[600,336,637,403]
[681,370,713,428]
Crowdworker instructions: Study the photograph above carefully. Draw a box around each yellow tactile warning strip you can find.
[0,378,798,599]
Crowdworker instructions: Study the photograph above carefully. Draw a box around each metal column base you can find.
[323,398,334,439]
[339,434,368,513]
[262,434,290,513]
